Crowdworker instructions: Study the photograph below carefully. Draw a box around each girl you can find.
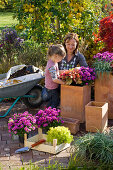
[45,44,66,108]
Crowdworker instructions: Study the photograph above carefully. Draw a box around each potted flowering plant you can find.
[59,66,96,123]
[93,51,113,74]
[8,111,36,138]
[93,52,113,119]
[35,107,64,131]
[59,66,96,86]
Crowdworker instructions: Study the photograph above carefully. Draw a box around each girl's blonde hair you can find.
[47,44,66,59]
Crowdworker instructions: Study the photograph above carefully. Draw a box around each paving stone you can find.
[4,148,10,152]
[0,156,10,161]
[20,151,33,162]
[8,143,20,148]
[2,133,12,140]
[0,160,22,166]
[0,141,6,145]
[7,139,19,144]
[5,153,11,157]
[10,155,21,161]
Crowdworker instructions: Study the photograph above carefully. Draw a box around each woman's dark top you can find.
[58,51,88,70]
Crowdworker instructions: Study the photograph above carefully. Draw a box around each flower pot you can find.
[62,117,80,134]
[19,135,24,144]
[61,85,91,123]
[95,72,113,119]
[85,101,108,132]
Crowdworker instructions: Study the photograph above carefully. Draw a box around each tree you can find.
[11,0,110,43]
[0,0,13,9]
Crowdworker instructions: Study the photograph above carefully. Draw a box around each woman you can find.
[58,33,88,70]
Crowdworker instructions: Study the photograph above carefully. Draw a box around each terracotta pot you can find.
[95,72,113,119]
[62,117,80,134]
[85,101,108,132]
[61,85,91,123]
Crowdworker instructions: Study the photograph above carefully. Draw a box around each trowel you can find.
[15,139,46,153]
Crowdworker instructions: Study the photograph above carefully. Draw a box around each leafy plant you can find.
[93,51,113,74]
[94,14,113,52]
[47,126,73,145]
[35,107,64,131]
[0,27,24,72]
[8,111,36,137]
[73,132,113,165]
[19,40,47,69]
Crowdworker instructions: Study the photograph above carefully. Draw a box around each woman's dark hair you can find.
[63,33,79,54]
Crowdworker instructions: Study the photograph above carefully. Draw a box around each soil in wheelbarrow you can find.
[9,65,39,79]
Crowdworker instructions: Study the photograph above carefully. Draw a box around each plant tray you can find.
[24,133,70,154]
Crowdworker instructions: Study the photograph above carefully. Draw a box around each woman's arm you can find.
[78,53,88,67]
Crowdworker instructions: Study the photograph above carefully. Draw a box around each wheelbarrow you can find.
[0,69,44,118]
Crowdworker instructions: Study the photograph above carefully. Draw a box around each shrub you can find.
[73,132,113,165]
[19,40,47,69]
[47,126,73,145]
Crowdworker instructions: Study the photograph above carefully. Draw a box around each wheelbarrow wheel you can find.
[23,86,42,108]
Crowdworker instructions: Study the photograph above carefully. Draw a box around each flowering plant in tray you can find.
[93,52,113,74]
[35,107,64,131]
[8,111,36,137]
[59,66,96,86]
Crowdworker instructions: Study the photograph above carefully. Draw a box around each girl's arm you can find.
[53,78,65,85]
[49,66,65,85]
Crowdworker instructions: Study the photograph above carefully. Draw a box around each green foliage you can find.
[0,27,24,73]
[19,40,47,69]
[11,0,111,44]
[47,126,73,145]
[0,0,13,10]
[73,132,113,165]
[93,60,111,73]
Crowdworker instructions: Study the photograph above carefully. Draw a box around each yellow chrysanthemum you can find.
[18,25,24,29]
[74,7,78,12]
[79,7,84,12]
[68,13,73,19]
[76,13,82,19]
[24,8,29,12]
[29,8,34,13]
[73,19,80,26]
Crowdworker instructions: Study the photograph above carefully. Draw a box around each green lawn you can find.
[0,12,18,31]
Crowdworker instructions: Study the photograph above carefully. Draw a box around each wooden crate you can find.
[61,85,91,123]
[24,128,70,154]
[95,73,113,119]
[85,101,108,132]
[62,117,80,134]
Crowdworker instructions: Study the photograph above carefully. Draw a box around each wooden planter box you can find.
[24,128,70,154]
[62,117,80,134]
[61,85,91,123]
[85,101,108,132]
[95,72,113,119]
